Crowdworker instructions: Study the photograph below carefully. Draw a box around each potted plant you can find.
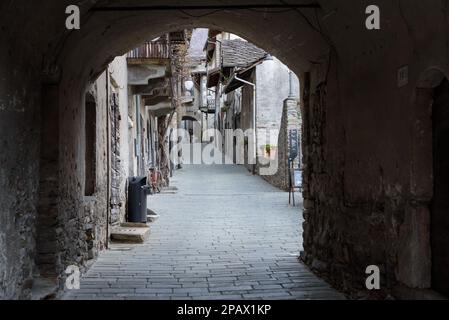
[262,144,278,160]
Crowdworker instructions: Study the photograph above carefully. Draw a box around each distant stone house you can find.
[127,31,193,176]
[83,33,191,232]
[204,31,301,190]
[127,37,173,177]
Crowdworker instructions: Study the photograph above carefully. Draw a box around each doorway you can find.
[432,77,449,295]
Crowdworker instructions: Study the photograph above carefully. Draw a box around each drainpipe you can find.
[206,39,223,145]
[135,95,141,175]
[288,70,294,98]
[105,67,110,249]
[234,75,257,174]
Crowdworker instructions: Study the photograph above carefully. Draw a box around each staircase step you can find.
[110,224,150,244]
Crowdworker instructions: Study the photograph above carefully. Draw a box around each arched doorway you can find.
[3,0,391,299]
[51,7,333,299]
[181,115,200,143]
[404,68,449,296]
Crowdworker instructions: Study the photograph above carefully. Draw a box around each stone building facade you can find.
[0,32,190,299]
[204,31,301,190]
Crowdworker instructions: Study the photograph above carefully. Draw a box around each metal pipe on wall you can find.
[135,95,141,175]
[105,67,110,249]
[234,75,257,173]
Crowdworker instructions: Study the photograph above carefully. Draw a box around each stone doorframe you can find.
[397,68,448,290]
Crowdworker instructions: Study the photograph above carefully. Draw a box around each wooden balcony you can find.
[199,97,216,114]
[127,42,171,65]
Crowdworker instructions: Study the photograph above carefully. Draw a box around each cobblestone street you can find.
[64,165,344,300]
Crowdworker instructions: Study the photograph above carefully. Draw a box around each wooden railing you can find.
[127,42,170,59]
[206,97,216,113]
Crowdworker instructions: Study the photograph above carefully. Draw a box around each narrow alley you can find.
[64,165,343,300]
[5,1,449,302]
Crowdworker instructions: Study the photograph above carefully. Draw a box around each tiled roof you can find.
[188,28,209,60]
[221,39,267,68]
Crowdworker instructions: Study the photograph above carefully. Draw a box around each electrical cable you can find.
[91,4,320,12]
[279,0,336,85]
[178,9,224,18]
[178,7,296,17]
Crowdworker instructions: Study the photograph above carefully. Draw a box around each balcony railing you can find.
[202,97,216,113]
[127,42,170,60]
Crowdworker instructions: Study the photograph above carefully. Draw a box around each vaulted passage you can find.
[2,1,449,300]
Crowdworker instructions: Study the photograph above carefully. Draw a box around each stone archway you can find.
[4,1,449,299]
[52,7,333,294]
[182,115,201,123]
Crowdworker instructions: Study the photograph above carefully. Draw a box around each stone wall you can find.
[263,98,301,191]
[243,57,301,189]
[255,58,300,152]
[128,95,160,177]
[109,56,130,226]
[299,54,439,298]
[0,2,43,298]
[3,0,449,300]
[57,73,110,293]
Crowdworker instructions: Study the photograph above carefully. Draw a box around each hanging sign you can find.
[289,129,299,161]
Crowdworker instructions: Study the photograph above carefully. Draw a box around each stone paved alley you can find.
[64,165,344,300]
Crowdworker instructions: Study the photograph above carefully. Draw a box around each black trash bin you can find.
[127,176,151,223]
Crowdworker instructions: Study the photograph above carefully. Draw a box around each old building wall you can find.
[82,73,109,266]
[238,59,300,182]
[35,84,60,288]
[300,8,449,295]
[255,58,300,189]
[0,0,51,298]
[128,93,161,177]
[255,58,300,152]
[263,98,301,190]
[52,70,109,297]
[109,56,130,225]
[139,100,152,173]
[128,95,139,177]
[0,45,40,300]
[128,95,143,177]
[240,73,256,171]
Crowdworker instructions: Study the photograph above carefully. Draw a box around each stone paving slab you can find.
[63,165,345,300]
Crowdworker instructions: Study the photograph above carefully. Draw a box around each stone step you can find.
[110,224,150,244]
